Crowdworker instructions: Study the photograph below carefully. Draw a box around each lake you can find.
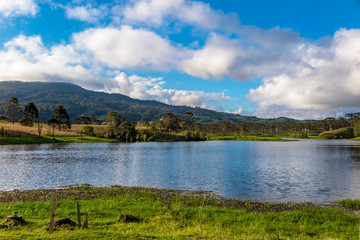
[0,139,359,203]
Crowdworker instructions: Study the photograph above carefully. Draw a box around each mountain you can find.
[0,81,297,124]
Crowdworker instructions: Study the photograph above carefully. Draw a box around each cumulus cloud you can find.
[0,34,97,88]
[65,4,106,23]
[1,0,359,118]
[0,34,232,109]
[0,0,39,18]
[123,0,240,32]
[182,27,302,80]
[72,26,190,70]
[247,28,360,119]
[105,72,232,107]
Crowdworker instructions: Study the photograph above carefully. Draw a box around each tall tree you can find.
[7,97,22,125]
[51,105,71,131]
[104,111,136,141]
[20,102,39,126]
[48,118,58,139]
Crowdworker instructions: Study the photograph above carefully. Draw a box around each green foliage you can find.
[207,135,288,141]
[20,102,39,126]
[51,105,71,131]
[318,127,354,139]
[81,125,94,136]
[353,119,360,137]
[338,199,360,210]
[47,118,58,138]
[105,111,136,141]
[73,115,91,124]
[6,97,22,125]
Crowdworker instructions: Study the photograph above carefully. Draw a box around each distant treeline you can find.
[138,112,360,139]
[1,96,360,141]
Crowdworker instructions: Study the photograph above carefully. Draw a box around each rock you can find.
[1,215,26,228]
[53,218,76,228]
[118,214,140,223]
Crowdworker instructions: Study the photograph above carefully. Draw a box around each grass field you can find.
[0,122,116,145]
[207,135,289,141]
[0,186,358,239]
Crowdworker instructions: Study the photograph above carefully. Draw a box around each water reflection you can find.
[0,140,359,203]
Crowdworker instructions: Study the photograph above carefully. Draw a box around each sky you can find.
[0,0,360,120]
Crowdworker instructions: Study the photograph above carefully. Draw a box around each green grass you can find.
[207,135,289,141]
[338,199,360,210]
[0,186,358,239]
[0,135,117,145]
[45,136,117,143]
[0,135,61,145]
[318,127,354,139]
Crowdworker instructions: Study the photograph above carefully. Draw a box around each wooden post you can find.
[49,197,56,234]
[83,213,88,229]
[77,201,81,229]
[199,195,205,234]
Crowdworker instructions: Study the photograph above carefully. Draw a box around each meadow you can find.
[0,186,359,239]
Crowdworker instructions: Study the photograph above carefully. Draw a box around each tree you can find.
[20,102,39,126]
[105,111,123,137]
[104,111,136,141]
[184,112,194,122]
[37,121,43,137]
[82,125,94,136]
[115,120,136,141]
[48,118,58,139]
[157,112,181,132]
[51,105,71,131]
[7,97,22,125]
[73,115,92,124]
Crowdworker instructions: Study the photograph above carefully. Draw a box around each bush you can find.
[82,125,94,136]
[318,127,354,139]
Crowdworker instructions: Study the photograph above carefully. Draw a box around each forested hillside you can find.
[0,81,297,124]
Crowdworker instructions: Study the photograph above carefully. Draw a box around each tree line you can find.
[2,97,71,137]
[1,96,360,140]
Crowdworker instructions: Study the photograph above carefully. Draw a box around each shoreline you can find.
[0,185,356,210]
[0,185,358,239]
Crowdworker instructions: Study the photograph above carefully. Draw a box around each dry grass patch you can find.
[0,122,106,137]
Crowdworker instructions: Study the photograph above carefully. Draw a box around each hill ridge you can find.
[0,81,298,124]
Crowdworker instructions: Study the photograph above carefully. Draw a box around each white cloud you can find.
[65,4,106,23]
[0,34,97,88]
[105,72,232,107]
[72,26,190,70]
[0,34,233,109]
[0,0,39,18]
[123,0,240,31]
[182,27,301,80]
[247,28,360,119]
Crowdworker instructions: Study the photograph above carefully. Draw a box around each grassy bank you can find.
[207,135,289,141]
[0,135,117,145]
[0,186,358,239]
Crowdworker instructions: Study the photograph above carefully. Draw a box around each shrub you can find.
[318,127,354,139]
[82,125,94,136]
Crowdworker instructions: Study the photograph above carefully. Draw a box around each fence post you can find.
[49,197,56,234]
[77,201,81,229]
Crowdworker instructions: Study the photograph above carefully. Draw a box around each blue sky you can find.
[0,0,360,119]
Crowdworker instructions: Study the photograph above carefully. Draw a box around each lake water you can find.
[0,139,360,203]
